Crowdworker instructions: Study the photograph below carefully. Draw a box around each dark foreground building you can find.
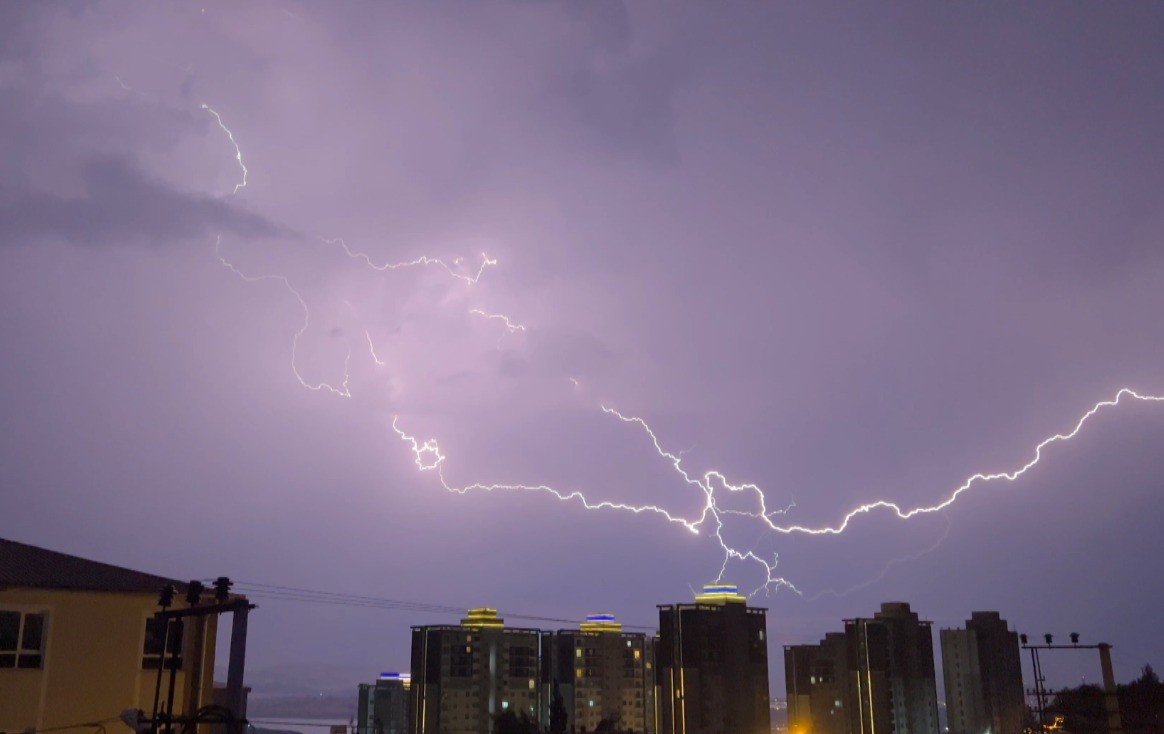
[784,632,850,734]
[358,673,411,734]
[656,584,770,734]
[410,608,543,734]
[846,602,939,734]
[547,614,657,734]
[940,612,1025,734]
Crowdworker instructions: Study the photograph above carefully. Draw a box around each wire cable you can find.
[222,580,656,631]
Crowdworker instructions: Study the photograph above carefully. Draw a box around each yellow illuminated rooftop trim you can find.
[694,584,746,604]
[579,613,623,633]
[461,607,505,628]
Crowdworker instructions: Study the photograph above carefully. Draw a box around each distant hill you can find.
[248,692,355,719]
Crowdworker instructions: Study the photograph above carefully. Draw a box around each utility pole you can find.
[147,577,256,734]
[1020,632,1121,734]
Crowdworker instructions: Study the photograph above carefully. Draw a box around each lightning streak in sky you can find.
[323,237,497,286]
[215,236,352,398]
[393,388,1164,595]
[468,309,527,333]
[201,104,248,194]
[202,99,1164,596]
[365,331,387,367]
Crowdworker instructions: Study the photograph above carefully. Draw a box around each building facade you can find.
[0,537,226,733]
[940,612,1025,734]
[410,608,544,734]
[359,673,412,734]
[784,632,850,734]
[547,614,656,733]
[656,584,770,734]
[845,602,940,734]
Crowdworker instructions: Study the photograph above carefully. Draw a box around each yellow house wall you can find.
[0,588,217,732]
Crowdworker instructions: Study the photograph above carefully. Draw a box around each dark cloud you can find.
[0,156,284,248]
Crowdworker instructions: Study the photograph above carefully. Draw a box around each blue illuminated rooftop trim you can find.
[586,614,616,621]
[379,672,407,679]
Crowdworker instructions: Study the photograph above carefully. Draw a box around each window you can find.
[142,617,183,670]
[0,611,46,669]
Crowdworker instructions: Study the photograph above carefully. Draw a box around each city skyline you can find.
[3,0,1164,705]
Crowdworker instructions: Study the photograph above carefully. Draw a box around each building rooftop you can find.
[0,536,185,594]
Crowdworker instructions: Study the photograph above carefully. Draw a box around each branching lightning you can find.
[201,98,1164,598]
[392,388,1164,596]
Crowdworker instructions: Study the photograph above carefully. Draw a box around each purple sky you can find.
[3,1,1164,699]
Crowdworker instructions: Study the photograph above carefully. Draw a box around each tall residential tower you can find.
[547,614,657,733]
[410,609,543,734]
[657,584,770,734]
[845,602,940,734]
[940,612,1025,734]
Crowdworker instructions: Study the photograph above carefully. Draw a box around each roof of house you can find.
[0,537,186,594]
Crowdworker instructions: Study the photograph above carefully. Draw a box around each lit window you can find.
[576,669,583,678]
[576,649,582,658]
[502,701,509,710]
[529,679,535,690]
[634,650,641,660]
[0,611,46,669]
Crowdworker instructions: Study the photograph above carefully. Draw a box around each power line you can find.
[219,580,657,631]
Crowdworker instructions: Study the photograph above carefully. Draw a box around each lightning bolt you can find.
[365,330,387,367]
[763,388,1164,536]
[322,237,496,286]
[198,100,1164,598]
[201,104,248,195]
[468,309,526,333]
[215,236,352,398]
[393,388,1163,596]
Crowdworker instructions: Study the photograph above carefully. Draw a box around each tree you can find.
[1045,663,1164,734]
[1120,664,1164,734]
[492,710,540,734]
[549,683,568,734]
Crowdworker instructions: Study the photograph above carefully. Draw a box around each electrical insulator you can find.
[186,580,205,606]
[214,576,233,603]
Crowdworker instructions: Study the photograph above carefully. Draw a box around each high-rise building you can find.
[784,632,850,734]
[410,608,543,734]
[656,584,770,734]
[546,614,656,734]
[940,612,1025,734]
[845,602,939,734]
[358,673,411,734]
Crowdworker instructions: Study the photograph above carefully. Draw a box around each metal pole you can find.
[1028,645,1046,730]
[164,619,181,734]
[225,602,251,725]
[1098,644,1122,734]
[152,621,171,734]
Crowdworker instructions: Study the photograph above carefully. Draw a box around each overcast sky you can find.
[3,0,1164,699]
